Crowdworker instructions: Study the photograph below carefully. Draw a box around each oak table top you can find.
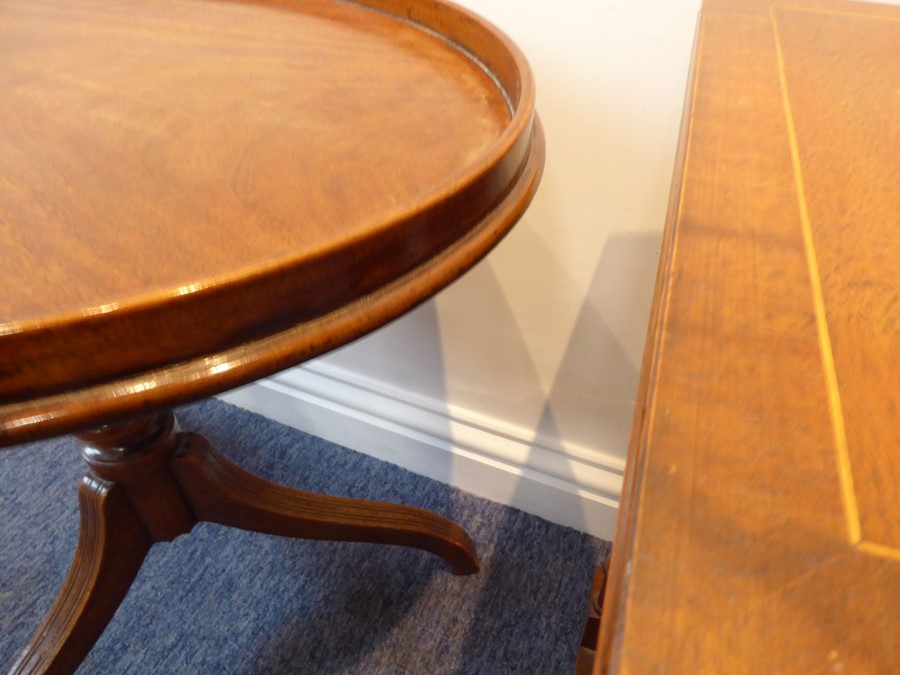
[597,0,900,672]
[0,0,543,445]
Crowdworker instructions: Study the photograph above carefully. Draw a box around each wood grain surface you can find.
[596,0,900,672]
[0,0,543,444]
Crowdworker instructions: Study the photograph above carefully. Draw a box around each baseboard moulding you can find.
[219,361,622,540]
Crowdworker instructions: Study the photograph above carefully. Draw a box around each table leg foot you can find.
[10,477,152,675]
[171,432,479,575]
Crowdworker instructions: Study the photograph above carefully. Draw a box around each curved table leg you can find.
[171,432,479,575]
[10,477,152,675]
[13,410,477,674]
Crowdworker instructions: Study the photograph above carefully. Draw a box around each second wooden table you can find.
[597,0,900,672]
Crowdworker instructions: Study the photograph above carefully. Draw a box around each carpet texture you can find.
[0,399,609,674]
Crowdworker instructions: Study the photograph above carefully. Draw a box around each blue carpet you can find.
[0,399,608,674]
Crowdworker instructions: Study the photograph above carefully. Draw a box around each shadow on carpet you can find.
[0,400,609,674]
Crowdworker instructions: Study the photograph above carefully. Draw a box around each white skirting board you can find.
[219,362,623,540]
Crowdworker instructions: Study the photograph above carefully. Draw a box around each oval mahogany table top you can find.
[0,0,544,445]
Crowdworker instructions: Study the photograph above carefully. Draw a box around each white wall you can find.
[223,0,704,539]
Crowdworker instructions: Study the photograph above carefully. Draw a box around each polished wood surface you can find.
[597,0,900,672]
[0,0,543,443]
[1,1,541,671]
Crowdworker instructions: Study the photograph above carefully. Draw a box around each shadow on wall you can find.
[439,227,659,529]
[444,231,659,671]
[543,230,663,457]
